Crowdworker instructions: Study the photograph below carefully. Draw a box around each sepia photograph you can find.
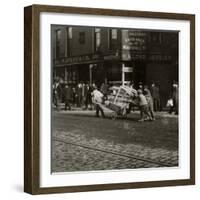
[24,4,195,194]
[1,0,198,196]
[51,25,179,173]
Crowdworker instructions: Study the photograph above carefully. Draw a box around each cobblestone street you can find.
[52,110,178,173]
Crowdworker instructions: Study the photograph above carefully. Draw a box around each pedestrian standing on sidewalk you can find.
[85,83,92,110]
[167,95,174,114]
[84,83,89,109]
[144,85,155,120]
[52,77,60,108]
[171,81,179,115]
[64,83,72,110]
[150,81,160,112]
[82,82,86,108]
[77,83,83,107]
[137,89,152,122]
[72,86,77,107]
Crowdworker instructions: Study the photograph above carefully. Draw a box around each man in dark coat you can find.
[150,82,160,112]
[100,83,109,96]
[52,78,60,108]
[64,84,72,110]
[84,84,91,109]
[144,85,155,120]
[76,83,83,107]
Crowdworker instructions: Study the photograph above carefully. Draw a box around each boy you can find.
[92,86,105,118]
[137,89,152,122]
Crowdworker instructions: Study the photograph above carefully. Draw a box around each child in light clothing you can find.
[144,86,155,120]
[137,89,152,122]
[92,87,105,118]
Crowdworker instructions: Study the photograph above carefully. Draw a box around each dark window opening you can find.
[109,29,118,50]
[55,29,61,58]
[79,32,85,44]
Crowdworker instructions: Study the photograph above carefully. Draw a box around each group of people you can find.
[52,77,179,121]
[134,81,178,122]
[129,82,156,122]
[136,81,179,122]
[52,79,109,111]
[91,81,161,121]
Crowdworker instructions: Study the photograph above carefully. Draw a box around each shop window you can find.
[65,28,69,57]
[111,29,117,39]
[64,27,73,57]
[94,28,101,52]
[109,29,118,50]
[68,27,73,39]
[55,29,61,58]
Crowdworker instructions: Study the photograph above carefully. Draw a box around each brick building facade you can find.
[52,25,178,106]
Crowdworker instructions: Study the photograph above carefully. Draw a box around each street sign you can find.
[122,67,133,73]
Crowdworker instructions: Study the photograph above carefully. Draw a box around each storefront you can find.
[53,28,178,108]
[53,52,122,86]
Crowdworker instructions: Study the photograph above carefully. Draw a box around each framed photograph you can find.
[24,4,195,194]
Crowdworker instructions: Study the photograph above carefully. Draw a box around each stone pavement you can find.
[51,110,178,173]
